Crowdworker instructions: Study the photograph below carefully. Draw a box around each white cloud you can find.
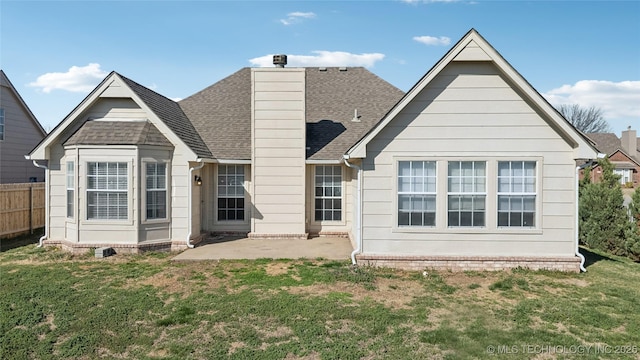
[280,11,316,25]
[413,35,451,46]
[543,80,640,121]
[249,51,385,68]
[28,63,107,93]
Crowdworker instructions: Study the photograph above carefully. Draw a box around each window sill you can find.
[141,218,170,226]
[392,226,542,235]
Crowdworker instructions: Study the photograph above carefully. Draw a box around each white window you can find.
[218,165,244,221]
[398,161,436,226]
[614,169,632,185]
[86,162,128,220]
[315,165,342,221]
[146,163,167,220]
[66,161,74,218]
[448,161,486,227]
[498,161,536,227]
[0,108,4,140]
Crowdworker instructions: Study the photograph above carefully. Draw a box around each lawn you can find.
[1,236,639,359]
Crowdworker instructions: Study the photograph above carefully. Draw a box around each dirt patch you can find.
[265,263,291,276]
[325,319,356,335]
[124,264,226,296]
[228,341,246,355]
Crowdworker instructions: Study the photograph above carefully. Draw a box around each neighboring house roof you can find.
[347,29,599,160]
[585,133,626,157]
[585,132,640,165]
[64,120,172,147]
[179,67,404,160]
[0,69,47,136]
[119,75,212,158]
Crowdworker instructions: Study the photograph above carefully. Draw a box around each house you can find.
[27,29,598,272]
[0,70,47,183]
[584,128,639,188]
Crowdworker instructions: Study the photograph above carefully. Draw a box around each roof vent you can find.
[273,54,287,68]
[319,67,327,72]
[339,67,347,72]
[352,109,361,122]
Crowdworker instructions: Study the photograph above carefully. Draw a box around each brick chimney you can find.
[621,126,637,158]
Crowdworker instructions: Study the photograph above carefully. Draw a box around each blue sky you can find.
[1,0,639,134]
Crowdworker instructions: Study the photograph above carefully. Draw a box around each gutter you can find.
[31,160,49,247]
[187,159,205,248]
[343,155,361,265]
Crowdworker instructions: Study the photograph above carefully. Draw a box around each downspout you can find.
[32,160,48,247]
[575,165,586,272]
[187,159,205,248]
[343,155,361,265]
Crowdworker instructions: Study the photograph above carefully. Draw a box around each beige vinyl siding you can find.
[47,146,66,241]
[0,83,46,183]
[250,68,306,236]
[361,61,577,258]
[85,98,147,120]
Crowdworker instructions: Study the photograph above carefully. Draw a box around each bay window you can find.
[86,162,128,220]
[145,163,167,220]
[66,161,74,218]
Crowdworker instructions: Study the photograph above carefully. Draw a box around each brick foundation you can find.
[43,235,204,255]
[247,232,309,240]
[356,254,581,272]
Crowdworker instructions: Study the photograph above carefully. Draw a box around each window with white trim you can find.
[398,161,436,226]
[315,165,342,221]
[448,161,486,227]
[497,161,536,227]
[0,108,4,140]
[66,161,74,218]
[217,165,244,221]
[145,163,167,220]
[613,169,632,186]
[86,162,128,220]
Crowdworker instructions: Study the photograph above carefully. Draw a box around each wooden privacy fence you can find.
[0,183,45,238]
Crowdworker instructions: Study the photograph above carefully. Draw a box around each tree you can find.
[579,157,640,261]
[630,186,640,228]
[557,104,611,133]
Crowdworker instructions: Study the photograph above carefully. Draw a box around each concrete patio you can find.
[172,236,354,261]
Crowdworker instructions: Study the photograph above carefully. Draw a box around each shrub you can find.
[579,158,640,261]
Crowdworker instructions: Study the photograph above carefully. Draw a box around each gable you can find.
[29,73,206,160]
[367,61,577,156]
[347,29,599,160]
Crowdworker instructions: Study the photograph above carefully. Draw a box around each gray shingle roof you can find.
[119,74,212,158]
[585,132,640,163]
[179,67,404,161]
[305,67,405,160]
[64,120,173,147]
[179,68,251,159]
